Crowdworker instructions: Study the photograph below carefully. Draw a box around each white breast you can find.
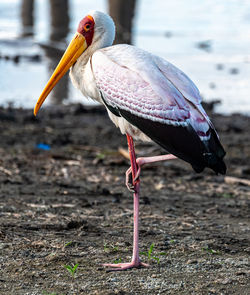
[69,53,101,103]
[69,51,149,141]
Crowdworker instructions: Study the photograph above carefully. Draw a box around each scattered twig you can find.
[224,176,250,186]
[0,166,12,176]
[118,147,130,160]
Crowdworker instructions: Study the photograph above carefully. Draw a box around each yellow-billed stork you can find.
[34,11,226,271]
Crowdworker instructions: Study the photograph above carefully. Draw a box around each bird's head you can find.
[34,11,115,116]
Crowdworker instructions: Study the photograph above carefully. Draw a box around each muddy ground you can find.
[0,103,249,295]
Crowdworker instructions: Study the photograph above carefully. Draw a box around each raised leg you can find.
[126,154,177,190]
[102,134,148,271]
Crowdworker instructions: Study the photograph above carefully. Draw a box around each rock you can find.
[186,259,198,264]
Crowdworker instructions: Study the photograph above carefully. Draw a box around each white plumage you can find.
[70,12,211,141]
[34,10,226,271]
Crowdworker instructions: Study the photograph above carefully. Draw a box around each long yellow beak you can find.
[34,32,87,116]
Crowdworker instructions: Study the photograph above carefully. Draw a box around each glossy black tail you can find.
[197,128,226,174]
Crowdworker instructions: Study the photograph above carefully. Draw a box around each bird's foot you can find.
[126,155,178,192]
[125,158,143,192]
[125,167,135,192]
[102,261,149,272]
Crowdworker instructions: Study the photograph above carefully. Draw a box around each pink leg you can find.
[102,134,149,271]
[126,154,177,190]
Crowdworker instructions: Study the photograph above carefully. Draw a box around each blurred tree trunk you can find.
[108,0,136,44]
[47,0,70,104]
[49,0,69,42]
[21,0,34,36]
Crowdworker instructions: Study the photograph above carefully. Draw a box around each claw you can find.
[127,183,135,193]
[102,261,149,272]
[125,160,142,192]
[125,167,135,192]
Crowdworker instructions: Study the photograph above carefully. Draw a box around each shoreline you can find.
[0,102,249,294]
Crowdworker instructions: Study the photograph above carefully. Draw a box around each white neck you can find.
[70,11,116,102]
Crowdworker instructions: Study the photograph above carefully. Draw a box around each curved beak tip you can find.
[33,32,87,117]
[33,102,40,116]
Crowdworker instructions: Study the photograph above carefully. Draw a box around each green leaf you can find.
[64,241,73,247]
[64,264,78,277]
[72,263,79,272]
[148,243,155,258]
[64,265,73,272]
[96,153,105,160]
[113,258,122,264]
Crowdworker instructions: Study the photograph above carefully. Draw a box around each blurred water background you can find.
[0,0,250,114]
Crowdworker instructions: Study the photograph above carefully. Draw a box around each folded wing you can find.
[91,44,226,174]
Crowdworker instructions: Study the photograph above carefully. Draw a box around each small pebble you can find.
[221,278,232,285]
[186,259,198,264]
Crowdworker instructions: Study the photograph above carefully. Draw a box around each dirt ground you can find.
[0,103,249,295]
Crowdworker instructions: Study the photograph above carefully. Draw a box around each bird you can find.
[34,10,226,271]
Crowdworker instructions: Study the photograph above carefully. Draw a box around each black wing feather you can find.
[117,108,226,174]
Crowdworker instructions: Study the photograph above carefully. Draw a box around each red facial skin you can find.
[77,15,95,46]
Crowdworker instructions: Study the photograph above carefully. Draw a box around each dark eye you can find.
[84,24,91,31]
